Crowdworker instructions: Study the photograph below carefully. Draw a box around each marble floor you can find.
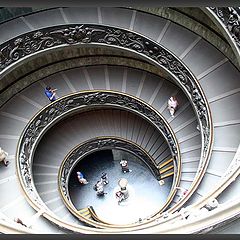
[69,149,173,225]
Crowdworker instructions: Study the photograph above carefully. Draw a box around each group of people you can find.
[76,159,132,199]
[76,170,108,196]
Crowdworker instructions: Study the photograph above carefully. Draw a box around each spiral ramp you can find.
[0,7,239,234]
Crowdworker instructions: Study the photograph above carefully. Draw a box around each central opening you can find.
[33,106,177,226]
[68,149,173,225]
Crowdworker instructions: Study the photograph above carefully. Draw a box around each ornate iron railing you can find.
[0,10,235,233]
[206,7,240,66]
[209,7,240,48]
[9,23,213,229]
[4,24,212,188]
[59,137,169,225]
[60,137,161,201]
[17,90,181,229]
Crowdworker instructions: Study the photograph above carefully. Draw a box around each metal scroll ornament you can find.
[209,7,240,47]
[60,137,161,200]
[3,24,211,162]
[17,91,179,202]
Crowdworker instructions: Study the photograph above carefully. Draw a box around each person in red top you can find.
[176,187,188,200]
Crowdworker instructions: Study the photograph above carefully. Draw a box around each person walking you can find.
[93,180,103,191]
[0,147,9,167]
[168,96,179,117]
[44,86,58,102]
[76,171,88,185]
[96,184,107,196]
[115,191,125,204]
[100,172,109,185]
[120,159,132,173]
[14,217,27,227]
[176,186,188,200]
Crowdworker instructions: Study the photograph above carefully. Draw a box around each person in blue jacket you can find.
[76,171,88,185]
[45,86,57,102]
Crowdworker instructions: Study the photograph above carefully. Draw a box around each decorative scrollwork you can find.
[4,25,211,177]
[209,7,240,47]
[50,25,105,44]
[17,91,180,203]
[0,32,59,70]
[98,28,145,52]
[60,137,161,201]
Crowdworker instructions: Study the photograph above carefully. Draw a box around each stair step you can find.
[158,158,173,169]
[160,165,174,174]
[161,171,174,179]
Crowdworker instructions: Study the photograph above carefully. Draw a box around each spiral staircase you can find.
[0,7,239,234]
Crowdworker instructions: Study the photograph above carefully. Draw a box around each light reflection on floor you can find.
[96,184,159,225]
[69,150,173,225]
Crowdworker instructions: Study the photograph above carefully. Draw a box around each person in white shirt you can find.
[0,147,9,167]
[119,159,132,173]
[93,179,103,191]
[96,184,107,196]
[168,96,179,117]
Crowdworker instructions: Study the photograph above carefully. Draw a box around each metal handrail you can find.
[0,25,213,212]
[16,90,181,229]
[58,136,176,227]
[204,7,240,67]
[0,16,213,232]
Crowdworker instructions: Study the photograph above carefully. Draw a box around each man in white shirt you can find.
[119,159,132,173]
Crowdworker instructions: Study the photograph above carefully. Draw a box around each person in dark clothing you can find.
[100,172,109,184]
[14,217,27,227]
